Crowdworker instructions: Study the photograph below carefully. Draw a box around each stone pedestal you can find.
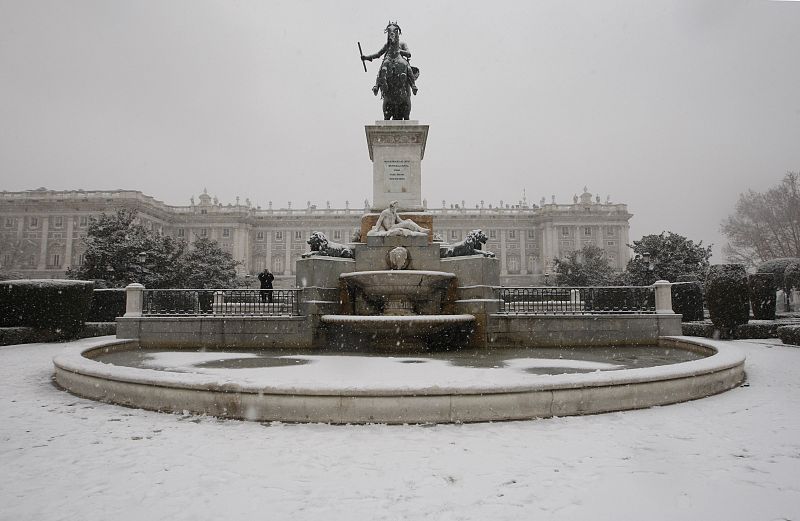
[365,121,429,212]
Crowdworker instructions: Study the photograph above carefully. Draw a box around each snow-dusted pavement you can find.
[1,337,799,521]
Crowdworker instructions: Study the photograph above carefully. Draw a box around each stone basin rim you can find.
[53,336,745,397]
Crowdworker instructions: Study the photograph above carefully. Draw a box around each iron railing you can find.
[497,286,656,315]
[142,288,302,316]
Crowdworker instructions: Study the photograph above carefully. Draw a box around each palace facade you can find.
[0,188,632,286]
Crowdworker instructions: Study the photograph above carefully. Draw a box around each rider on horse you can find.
[362,22,418,97]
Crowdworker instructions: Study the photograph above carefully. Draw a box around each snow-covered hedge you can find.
[777,325,800,346]
[784,262,800,292]
[88,289,126,322]
[0,279,94,338]
[672,281,704,322]
[681,321,714,337]
[705,264,749,339]
[748,273,776,320]
[756,257,800,290]
[737,321,779,339]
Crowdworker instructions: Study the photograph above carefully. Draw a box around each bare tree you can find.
[721,172,800,268]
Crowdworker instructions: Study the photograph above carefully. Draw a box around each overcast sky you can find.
[1,0,799,259]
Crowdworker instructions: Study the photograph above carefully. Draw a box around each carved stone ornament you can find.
[387,246,410,270]
[371,132,423,145]
[301,231,354,259]
[440,229,496,258]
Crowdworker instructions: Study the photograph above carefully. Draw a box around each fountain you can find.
[52,89,746,422]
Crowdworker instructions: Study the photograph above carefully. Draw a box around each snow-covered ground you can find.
[1,337,799,521]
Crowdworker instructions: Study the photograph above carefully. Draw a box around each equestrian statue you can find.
[360,22,420,120]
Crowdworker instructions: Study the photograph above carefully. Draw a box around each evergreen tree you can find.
[180,236,239,288]
[67,210,185,288]
[553,244,618,286]
[624,232,712,286]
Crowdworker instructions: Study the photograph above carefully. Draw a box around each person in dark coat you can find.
[257,268,274,303]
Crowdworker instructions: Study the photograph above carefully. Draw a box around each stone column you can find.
[37,216,49,270]
[265,229,272,273]
[620,224,631,268]
[124,283,145,317]
[284,230,292,276]
[500,230,507,276]
[653,280,674,313]
[64,217,75,269]
[519,228,527,275]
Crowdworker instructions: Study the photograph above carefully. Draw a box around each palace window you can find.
[605,227,617,237]
[333,230,341,240]
[223,228,231,238]
[584,227,592,236]
[561,227,570,237]
[450,230,459,240]
[50,254,61,268]
[508,230,516,239]
[200,209,207,215]
[507,256,520,273]
[2,254,11,267]
[54,216,63,228]
[527,230,536,239]
[273,257,284,272]
[79,216,88,227]
[177,228,185,238]
[256,231,264,241]
[489,230,496,240]
[275,231,283,241]
[200,228,208,237]
[607,240,617,247]
[4,217,13,228]
[29,217,38,229]
[294,231,303,241]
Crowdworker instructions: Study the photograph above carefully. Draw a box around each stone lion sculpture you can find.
[301,231,354,259]
[440,229,495,258]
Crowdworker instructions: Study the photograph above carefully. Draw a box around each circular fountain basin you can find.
[53,337,745,424]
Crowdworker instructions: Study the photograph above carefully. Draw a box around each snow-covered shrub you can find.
[705,264,749,339]
[736,321,779,339]
[777,325,800,346]
[756,257,800,290]
[672,281,704,322]
[0,279,94,338]
[88,289,127,322]
[783,262,800,292]
[681,321,714,337]
[747,273,776,320]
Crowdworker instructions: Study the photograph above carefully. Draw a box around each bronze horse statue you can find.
[361,22,419,120]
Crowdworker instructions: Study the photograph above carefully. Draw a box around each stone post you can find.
[791,289,800,312]
[776,289,786,313]
[213,291,225,314]
[653,280,674,314]
[124,283,145,317]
